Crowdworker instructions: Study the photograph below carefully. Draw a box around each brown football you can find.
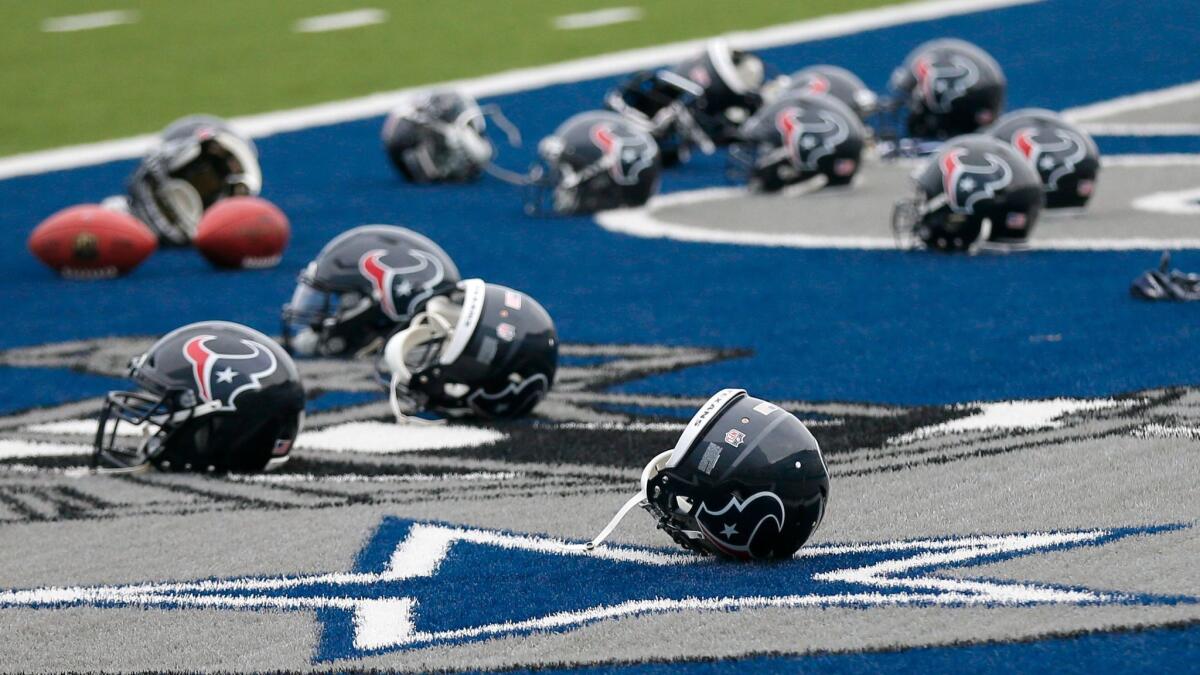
[28,204,158,279]
[194,196,290,269]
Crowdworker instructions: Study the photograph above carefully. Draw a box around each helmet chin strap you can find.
[570,449,674,551]
[383,306,456,424]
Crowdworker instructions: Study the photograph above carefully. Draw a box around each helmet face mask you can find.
[93,322,305,474]
[129,120,262,245]
[382,280,558,420]
[281,270,384,358]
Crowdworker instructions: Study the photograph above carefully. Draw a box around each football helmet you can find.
[986,108,1100,209]
[889,39,1006,139]
[281,225,461,358]
[382,90,520,183]
[528,111,661,215]
[765,65,878,121]
[669,40,766,145]
[579,389,829,560]
[93,321,305,473]
[380,279,558,419]
[127,114,262,246]
[731,92,866,192]
[892,134,1043,252]
[605,69,715,167]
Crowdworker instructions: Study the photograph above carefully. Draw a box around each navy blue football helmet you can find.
[282,225,461,358]
[892,134,1043,252]
[380,279,558,419]
[94,321,305,473]
[580,389,830,560]
[528,111,661,214]
[986,108,1100,209]
[382,90,521,183]
[127,115,262,245]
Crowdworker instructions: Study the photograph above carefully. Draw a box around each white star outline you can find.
[0,522,1174,656]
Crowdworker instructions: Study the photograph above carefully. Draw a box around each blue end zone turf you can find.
[524,623,1200,674]
[0,0,1198,415]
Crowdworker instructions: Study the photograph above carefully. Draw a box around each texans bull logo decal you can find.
[696,491,787,559]
[359,249,445,322]
[1012,126,1088,191]
[940,148,1013,214]
[775,106,849,171]
[590,124,656,186]
[182,335,278,410]
[913,55,979,113]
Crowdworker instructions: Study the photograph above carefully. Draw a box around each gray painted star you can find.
[721,523,738,537]
[959,177,977,191]
[800,136,818,149]
[215,367,237,383]
[396,279,413,296]
[1039,156,1056,170]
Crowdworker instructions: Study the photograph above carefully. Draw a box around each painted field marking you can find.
[1063,79,1200,123]
[1079,122,1200,137]
[595,154,1200,251]
[294,8,388,34]
[0,0,1039,180]
[41,10,139,33]
[553,7,644,30]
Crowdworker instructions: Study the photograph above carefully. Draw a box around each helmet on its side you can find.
[381,279,558,419]
[382,90,496,183]
[128,115,262,245]
[579,389,830,560]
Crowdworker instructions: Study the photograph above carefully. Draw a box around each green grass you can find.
[0,0,905,156]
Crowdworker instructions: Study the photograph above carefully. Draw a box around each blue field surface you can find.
[525,623,1200,674]
[0,0,1198,415]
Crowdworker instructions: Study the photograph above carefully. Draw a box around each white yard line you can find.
[293,8,388,34]
[0,0,1040,180]
[553,7,644,30]
[1063,79,1200,123]
[41,10,139,33]
[1079,122,1200,137]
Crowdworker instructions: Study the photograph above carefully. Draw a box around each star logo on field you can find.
[0,520,1188,664]
[215,367,237,384]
